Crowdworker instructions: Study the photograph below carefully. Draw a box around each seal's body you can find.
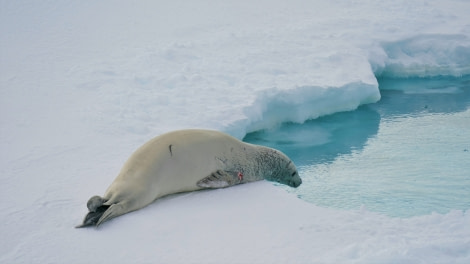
[77,129,301,227]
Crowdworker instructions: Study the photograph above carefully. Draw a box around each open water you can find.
[244,76,470,217]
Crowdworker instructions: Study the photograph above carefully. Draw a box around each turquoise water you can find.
[244,76,470,217]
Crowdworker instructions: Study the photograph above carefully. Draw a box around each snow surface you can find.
[1,0,469,263]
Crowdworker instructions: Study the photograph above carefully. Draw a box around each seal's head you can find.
[278,158,302,188]
[263,149,302,188]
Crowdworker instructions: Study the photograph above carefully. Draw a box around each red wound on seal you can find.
[237,172,243,181]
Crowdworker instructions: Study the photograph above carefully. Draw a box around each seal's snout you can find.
[291,177,302,188]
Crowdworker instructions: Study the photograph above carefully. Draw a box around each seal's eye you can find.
[291,171,296,177]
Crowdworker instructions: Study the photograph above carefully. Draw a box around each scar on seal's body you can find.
[169,144,173,156]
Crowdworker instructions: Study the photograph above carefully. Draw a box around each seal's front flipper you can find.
[197,170,244,188]
[76,204,110,228]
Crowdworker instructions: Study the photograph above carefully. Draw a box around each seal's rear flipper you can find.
[75,205,110,228]
[87,195,107,212]
[197,170,243,188]
[96,203,127,227]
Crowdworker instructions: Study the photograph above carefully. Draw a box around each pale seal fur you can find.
[77,129,301,227]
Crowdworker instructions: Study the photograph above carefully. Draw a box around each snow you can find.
[1,0,469,263]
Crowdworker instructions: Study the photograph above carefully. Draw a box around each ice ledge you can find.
[225,81,380,139]
[371,34,470,78]
[226,34,470,139]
